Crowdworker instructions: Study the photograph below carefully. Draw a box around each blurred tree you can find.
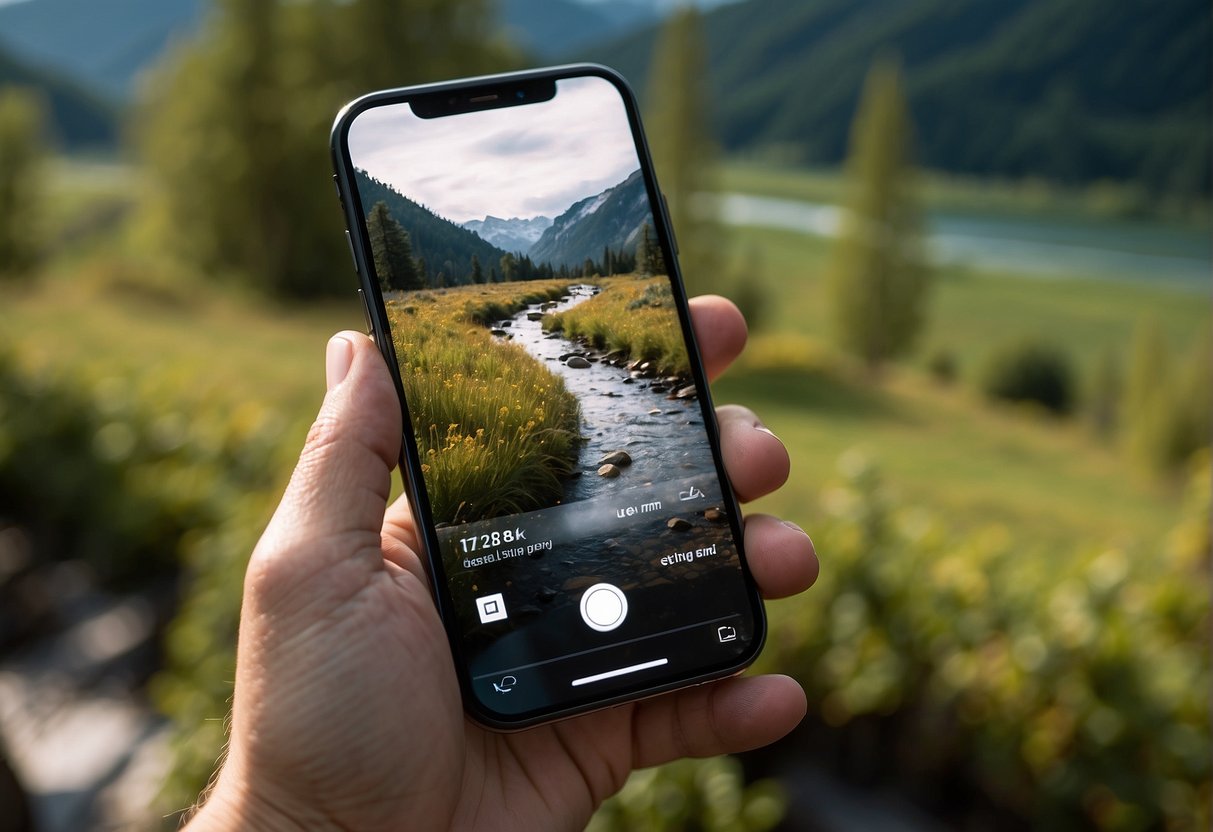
[1172,329,1213,466]
[1122,318,1172,470]
[1124,320,1213,473]
[367,201,421,292]
[0,88,47,281]
[469,254,484,284]
[645,5,724,294]
[1088,347,1123,440]
[138,0,516,298]
[825,58,930,374]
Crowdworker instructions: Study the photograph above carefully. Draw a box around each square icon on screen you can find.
[476,593,508,624]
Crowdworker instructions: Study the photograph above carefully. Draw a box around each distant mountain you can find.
[0,0,204,101]
[500,0,656,59]
[529,169,650,268]
[0,41,116,150]
[580,0,1212,195]
[354,169,509,285]
[462,215,552,254]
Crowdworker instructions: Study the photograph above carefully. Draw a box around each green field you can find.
[3,159,1205,556]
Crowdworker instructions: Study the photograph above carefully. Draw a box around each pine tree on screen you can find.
[367,201,422,292]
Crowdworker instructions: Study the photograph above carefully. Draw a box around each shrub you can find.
[925,346,958,385]
[589,756,785,832]
[979,339,1075,414]
[0,350,280,587]
[758,452,1211,830]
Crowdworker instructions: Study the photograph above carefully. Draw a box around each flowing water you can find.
[495,285,716,506]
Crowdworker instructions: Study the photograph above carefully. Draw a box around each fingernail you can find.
[326,335,354,391]
[782,520,806,535]
[754,424,779,439]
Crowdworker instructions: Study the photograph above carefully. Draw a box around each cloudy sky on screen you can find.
[347,76,641,223]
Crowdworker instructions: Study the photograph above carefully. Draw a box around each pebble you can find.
[666,517,692,531]
[566,356,591,369]
[598,463,621,478]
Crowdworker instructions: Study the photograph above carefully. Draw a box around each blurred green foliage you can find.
[0,347,281,588]
[0,88,47,281]
[759,450,1211,829]
[136,0,518,298]
[589,756,785,832]
[979,339,1076,416]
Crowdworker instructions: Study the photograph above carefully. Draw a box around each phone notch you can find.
[409,78,556,119]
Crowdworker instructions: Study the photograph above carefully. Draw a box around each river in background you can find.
[718,192,1211,288]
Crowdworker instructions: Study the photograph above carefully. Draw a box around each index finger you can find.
[689,295,747,382]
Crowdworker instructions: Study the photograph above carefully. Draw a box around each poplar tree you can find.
[0,89,46,281]
[825,58,930,373]
[646,6,722,293]
[1121,318,1170,468]
[137,0,516,297]
[470,254,484,284]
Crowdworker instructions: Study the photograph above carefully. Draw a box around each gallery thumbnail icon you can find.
[476,592,508,624]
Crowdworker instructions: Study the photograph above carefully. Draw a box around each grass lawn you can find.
[716,355,1183,551]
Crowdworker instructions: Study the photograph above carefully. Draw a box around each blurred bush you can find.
[0,348,279,588]
[589,756,785,832]
[759,450,1211,830]
[979,338,1075,415]
[925,346,958,385]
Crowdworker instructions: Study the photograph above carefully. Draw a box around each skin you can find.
[187,296,820,831]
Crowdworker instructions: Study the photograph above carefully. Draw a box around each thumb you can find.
[251,331,402,582]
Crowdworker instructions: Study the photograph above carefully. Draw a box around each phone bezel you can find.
[330,63,766,730]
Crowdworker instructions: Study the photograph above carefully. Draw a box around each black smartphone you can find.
[330,64,765,729]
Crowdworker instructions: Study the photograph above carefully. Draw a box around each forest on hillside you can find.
[585,0,1212,195]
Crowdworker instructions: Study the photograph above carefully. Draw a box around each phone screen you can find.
[338,70,762,724]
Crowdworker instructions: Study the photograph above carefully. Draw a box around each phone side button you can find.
[661,192,679,256]
[344,230,358,272]
[357,288,374,335]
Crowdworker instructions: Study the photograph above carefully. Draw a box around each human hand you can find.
[187,296,819,832]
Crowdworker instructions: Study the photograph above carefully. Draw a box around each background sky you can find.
[346,76,641,223]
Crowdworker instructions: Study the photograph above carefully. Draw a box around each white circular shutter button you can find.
[579,583,628,632]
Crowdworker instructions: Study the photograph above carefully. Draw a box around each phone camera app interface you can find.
[346,75,757,719]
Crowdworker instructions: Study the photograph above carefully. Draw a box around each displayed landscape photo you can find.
[346,77,717,533]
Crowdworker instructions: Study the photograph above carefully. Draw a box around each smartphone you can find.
[330,64,765,729]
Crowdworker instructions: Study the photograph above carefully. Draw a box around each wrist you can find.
[184,765,339,832]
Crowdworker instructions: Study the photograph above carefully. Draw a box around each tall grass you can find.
[386,280,580,524]
[544,275,691,376]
